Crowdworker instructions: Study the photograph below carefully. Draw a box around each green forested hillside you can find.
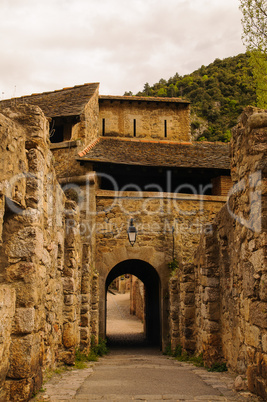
[126,53,256,142]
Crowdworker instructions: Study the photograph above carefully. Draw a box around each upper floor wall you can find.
[98,96,191,142]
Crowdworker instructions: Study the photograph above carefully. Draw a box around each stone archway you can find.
[97,246,170,350]
[106,259,161,346]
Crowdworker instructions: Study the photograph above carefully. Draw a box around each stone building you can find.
[0,84,266,400]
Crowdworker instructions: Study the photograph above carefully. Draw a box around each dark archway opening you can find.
[105,259,161,348]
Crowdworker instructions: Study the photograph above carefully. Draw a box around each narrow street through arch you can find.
[104,259,161,347]
[35,292,260,401]
[106,290,146,347]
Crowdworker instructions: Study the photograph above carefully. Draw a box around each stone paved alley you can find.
[33,292,261,402]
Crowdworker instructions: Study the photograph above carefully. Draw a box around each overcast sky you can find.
[0,0,245,99]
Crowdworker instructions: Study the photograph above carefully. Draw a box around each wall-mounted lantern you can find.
[127,218,137,246]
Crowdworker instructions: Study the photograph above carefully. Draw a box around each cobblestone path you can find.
[34,292,261,402]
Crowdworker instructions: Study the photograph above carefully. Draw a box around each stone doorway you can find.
[105,259,161,347]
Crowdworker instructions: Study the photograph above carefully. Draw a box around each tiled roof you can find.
[78,137,230,170]
[0,83,99,118]
[99,95,190,104]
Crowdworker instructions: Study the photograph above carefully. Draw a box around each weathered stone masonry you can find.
[168,107,267,400]
[0,84,265,401]
[0,105,84,401]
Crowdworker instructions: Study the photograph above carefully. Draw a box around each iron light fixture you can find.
[127,218,137,246]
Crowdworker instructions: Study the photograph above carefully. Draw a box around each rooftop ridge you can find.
[78,137,101,157]
[99,137,193,145]
[2,83,100,102]
[99,95,190,103]
[97,136,228,146]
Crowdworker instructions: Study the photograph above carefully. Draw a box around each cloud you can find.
[0,0,245,98]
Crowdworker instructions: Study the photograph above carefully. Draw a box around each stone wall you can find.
[130,276,145,322]
[168,107,266,400]
[95,190,226,346]
[212,175,233,196]
[72,85,99,144]
[0,105,89,401]
[49,86,99,180]
[0,286,16,401]
[99,99,191,142]
[95,191,226,264]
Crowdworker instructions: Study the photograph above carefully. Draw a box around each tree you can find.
[240,0,267,106]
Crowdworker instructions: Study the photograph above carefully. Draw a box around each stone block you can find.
[242,261,255,298]
[8,334,41,379]
[5,262,37,284]
[63,277,75,294]
[201,302,220,321]
[183,306,195,319]
[203,287,219,303]
[200,276,219,287]
[63,306,76,322]
[180,282,195,293]
[183,293,195,305]
[4,378,32,402]
[249,301,267,329]
[245,324,261,348]
[63,323,76,349]
[81,305,89,314]
[12,307,35,334]
[261,353,267,379]
[80,313,89,327]
[262,334,267,353]
[259,274,267,301]
[81,295,89,303]
[64,295,74,305]
[234,375,248,392]
[27,148,45,173]
[80,327,89,341]
[6,226,43,260]
[14,282,39,308]
[249,249,265,272]
[203,320,220,333]
[182,339,196,351]
[59,349,75,365]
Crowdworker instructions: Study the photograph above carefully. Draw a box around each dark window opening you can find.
[94,163,230,195]
[49,117,73,143]
[164,120,167,138]
[102,118,105,136]
[50,125,64,143]
[133,119,136,137]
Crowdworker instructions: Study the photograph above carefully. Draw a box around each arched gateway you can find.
[106,260,160,345]
[97,246,170,350]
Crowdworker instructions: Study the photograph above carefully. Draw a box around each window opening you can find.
[102,118,105,136]
[133,119,136,137]
[164,120,167,138]
[50,125,64,143]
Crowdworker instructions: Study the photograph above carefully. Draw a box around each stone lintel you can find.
[59,172,96,185]
[49,140,81,150]
[96,189,227,202]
